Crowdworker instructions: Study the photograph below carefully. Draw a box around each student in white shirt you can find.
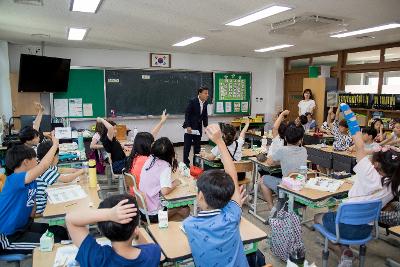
[267,110,288,160]
[201,118,250,162]
[380,120,400,147]
[314,104,400,267]
[298,89,316,116]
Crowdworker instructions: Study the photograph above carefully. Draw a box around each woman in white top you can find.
[298,89,316,116]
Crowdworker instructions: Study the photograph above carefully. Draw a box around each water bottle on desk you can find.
[298,165,308,181]
[78,132,86,160]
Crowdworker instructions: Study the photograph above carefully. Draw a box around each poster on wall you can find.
[214,72,251,115]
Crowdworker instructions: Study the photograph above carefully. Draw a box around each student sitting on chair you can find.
[66,194,161,267]
[35,140,85,215]
[183,124,250,267]
[259,122,307,211]
[267,110,288,160]
[304,112,317,131]
[0,134,68,255]
[200,117,250,179]
[328,106,353,151]
[139,137,190,223]
[380,119,400,147]
[19,102,45,149]
[348,127,380,156]
[314,103,400,267]
[371,118,386,143]
[126,110,168,187]
[97,117,127,174]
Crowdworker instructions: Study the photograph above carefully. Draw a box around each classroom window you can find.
[384,47,400,62]
[312,54,338,67]
[346,50,380,65]
[382,71,400,94]
[289,58,310,70]
[344,72,379,93]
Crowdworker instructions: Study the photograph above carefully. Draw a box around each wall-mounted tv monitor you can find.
[18,54,71,92]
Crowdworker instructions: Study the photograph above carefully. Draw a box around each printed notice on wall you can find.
[225,102,232,113]
[68,98,83,117]
[83,103,93,117]
[54,99,69,117]
[241,102,249,112]
[216,102,224,113]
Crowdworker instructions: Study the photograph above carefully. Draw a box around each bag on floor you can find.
[269,205,305,261]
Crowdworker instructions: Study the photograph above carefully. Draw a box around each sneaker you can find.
[337,249,353,267]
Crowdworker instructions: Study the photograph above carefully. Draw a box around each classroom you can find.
[0,0,400,266]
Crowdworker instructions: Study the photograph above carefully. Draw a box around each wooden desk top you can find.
[42,178,101,218]
[278,179,353,202]
[32,228,160,267]
[389,226,400,238]
[242,148,259,158]
[147,216,267,261]
[305,145,356,158]
[248,157,280,169]
[163,172,197,201]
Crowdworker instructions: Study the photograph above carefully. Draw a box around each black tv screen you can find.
[18,54,71,92]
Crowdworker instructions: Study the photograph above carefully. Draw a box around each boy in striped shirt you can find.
[35,141,84,214]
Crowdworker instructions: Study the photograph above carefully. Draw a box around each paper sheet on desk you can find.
[46,185,87,204]
[53,239,112,267]
[184,129,200,135]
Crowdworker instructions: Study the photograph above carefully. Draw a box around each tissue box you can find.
[281,176,304,191]
[40,230,54,252]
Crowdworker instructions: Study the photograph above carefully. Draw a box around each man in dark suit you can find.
[183,86,209,166]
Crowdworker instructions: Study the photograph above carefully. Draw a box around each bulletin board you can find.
[53,69,105,118]
[213,72,251,115]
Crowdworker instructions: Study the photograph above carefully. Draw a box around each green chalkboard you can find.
[53,69,105,118]
[105,69,213,116]
[214,72,251,115]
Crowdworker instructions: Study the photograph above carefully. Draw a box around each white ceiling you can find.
[1,0,400,58]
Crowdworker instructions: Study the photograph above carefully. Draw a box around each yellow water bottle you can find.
[88,159,97,188]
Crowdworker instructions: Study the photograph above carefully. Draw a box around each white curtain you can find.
[0,41,12,120]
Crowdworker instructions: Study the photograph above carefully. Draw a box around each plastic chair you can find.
[0,254,29,267]
[123,172,151,225]
[107,153,125,194]
[313,200,382,267]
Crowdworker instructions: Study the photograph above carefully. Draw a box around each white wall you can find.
[8,44,283,142]
[0,41,12,120]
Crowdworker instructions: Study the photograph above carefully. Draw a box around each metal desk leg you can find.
[248,163,266,223]
[287,193,294,212]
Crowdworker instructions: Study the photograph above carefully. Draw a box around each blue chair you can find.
[0,254,29,267]
[313,200,382,267]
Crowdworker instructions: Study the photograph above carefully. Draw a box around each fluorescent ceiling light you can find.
[255,44,294,52]
[330,23,400,38]
[173,37,205,47]
[68,28,88,40]
[70,0,102,13]
[226,5,291,26]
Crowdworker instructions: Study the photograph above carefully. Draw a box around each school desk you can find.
[245,132,273,147]
[277,178,353,213]
[42,178,101,218]
[247,157,281,223]
[32,228,162,267]
[147,217,267,264]
[305,145,357,173]
[194,148,260,170]
[162,172,198,215]
[303,132,334,145]
[389,226,400,237]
